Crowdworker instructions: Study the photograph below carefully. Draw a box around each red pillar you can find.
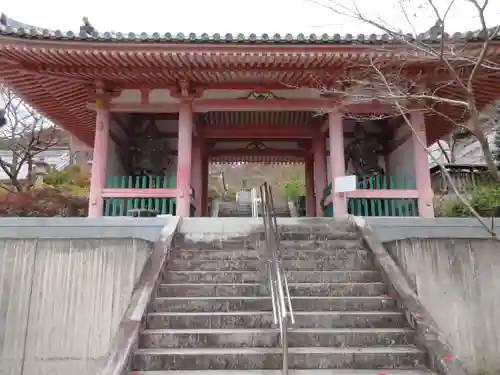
[191,135,203,216]
[313,131,327,217]
[328,112,348,217]
[201,156,209,216]
[411,112,435,217]
[176,101,193,216]
[305,157,316,217]
[88,107,110,217]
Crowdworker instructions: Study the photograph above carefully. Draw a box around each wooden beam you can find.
[101,188,177,198]
[139,113,179,121]
[210,149,306,157]
[112,115,129,135]
[202,125,313,139]
[194,99,335,112]
[140,87,150,105]
[109,131,124,148]
[87,98,336,113]
[27,64,353,76]
[90,102,181,113]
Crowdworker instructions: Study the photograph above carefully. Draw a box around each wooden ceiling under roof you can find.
[0,32,499,153]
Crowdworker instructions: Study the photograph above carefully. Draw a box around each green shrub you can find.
[224,185,237,202]
[435,184,500,217]
[43,165,90,189]
[278,177,305,202]
[494,125,500,164]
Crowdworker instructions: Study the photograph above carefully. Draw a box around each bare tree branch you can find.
[0,85,60,192]
[309,0,500,182]
[301,0,500,227]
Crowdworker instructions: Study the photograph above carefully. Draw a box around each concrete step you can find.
[175,238,257,250]
[146,310,406,330]
[133,369,437,375]
[173,248,371,261]
[219,213,253,218]
[151,296,395,313]
[157,282,386,297]
[158,283,264,297]
[278,221,356,233]
[288,282,385,297]
[173,249,264,260]
[133,346,426,370]
[163,270,382,283]
[169,258,263,271]
[169,252,375,271]
[280,232,359,241]
[176,239,363,252]
[280,239,365,251]
[140,327,415,348]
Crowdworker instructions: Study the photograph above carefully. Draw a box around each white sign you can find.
[334,175,357,193]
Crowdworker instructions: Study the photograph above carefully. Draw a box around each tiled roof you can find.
[0,13,498,44]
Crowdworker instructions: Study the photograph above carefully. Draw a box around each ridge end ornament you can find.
[95,97,105,109]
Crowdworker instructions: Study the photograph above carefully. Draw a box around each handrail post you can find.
[260,182,294,375]
[282,317,289,375]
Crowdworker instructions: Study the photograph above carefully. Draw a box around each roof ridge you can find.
[0,13,46,33]
[0,20,498,44]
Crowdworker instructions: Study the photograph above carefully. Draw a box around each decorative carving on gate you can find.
[239,90,285,100]
[245,141,267,150]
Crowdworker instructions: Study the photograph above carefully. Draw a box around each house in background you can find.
[0,128,92,182]
[428,103,500,195]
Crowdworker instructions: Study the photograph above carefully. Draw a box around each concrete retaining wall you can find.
[0,237,152,375]
[1,216,499,374]
[367,217,500,374]
[0,218,176,375]
[0,217,169,242]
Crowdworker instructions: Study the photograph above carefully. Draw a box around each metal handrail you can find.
[259,182,294,375]
[251,187,261,218]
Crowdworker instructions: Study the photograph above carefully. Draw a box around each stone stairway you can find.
[217,201,290,217]
[132,220,436,375]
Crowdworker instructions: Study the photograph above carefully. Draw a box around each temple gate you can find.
[1,25,495,218]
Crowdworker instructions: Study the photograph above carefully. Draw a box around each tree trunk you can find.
[450,140,456,163]
[437,141,451,164]
[476,131,500,182]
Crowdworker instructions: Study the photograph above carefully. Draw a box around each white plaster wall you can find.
[106,139,126,180]
[105,119,127,180]
[169,156,178,177]
[387,125,415,181]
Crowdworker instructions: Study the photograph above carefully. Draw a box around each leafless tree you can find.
[0,85,60,192]
[309,0,500,181]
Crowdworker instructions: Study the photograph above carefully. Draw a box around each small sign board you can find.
[334,175,357,193]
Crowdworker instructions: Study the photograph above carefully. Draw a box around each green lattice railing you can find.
[323,175,419,217]
[102,175,195,217]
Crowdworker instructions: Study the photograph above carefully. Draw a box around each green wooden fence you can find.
[323,175,418,217]
[103,175,195,217]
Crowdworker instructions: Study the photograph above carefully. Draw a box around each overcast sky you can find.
[2,0,500,36]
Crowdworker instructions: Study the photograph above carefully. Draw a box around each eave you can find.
[1,23,500,148]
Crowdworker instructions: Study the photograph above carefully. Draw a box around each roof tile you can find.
[0,14,499,44]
